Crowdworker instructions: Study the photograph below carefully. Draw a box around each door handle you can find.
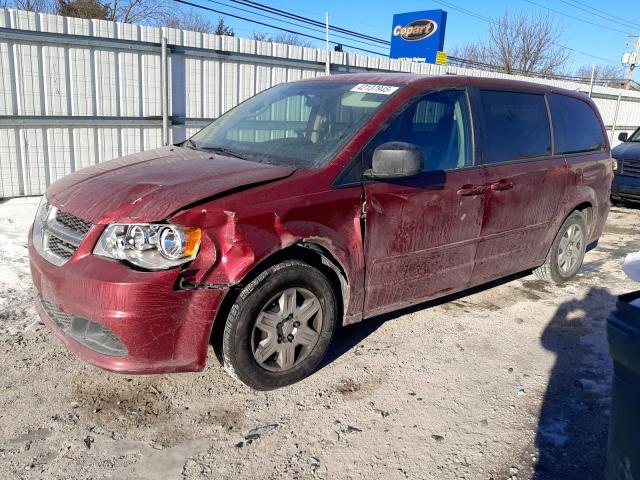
[457,184,486,196]
[489,179,514,191]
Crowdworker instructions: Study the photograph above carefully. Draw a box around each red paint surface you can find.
[29,74,612,374]
[29,228,225,373]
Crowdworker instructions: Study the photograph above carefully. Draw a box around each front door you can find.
[362,88,486,315]
[470,89,568,283]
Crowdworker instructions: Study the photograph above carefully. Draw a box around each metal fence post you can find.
[161,35,169,146]
[610,91,622,144]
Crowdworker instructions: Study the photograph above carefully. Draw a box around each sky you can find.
[196,0,640,78]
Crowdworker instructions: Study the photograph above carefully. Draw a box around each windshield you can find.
[187,82,399,168]
[630,128,640,142]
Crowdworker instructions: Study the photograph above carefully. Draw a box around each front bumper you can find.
[29,230,226,374]
[612,173,640,203]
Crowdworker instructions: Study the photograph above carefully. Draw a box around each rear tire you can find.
[533,211,587,284]
[222,260,337,390]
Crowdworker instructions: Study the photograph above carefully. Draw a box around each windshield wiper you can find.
[198,146,248,160]
[181,138,198,149]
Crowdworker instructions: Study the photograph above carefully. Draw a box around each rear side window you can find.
[548,94,605,154]
[479,90,551,164]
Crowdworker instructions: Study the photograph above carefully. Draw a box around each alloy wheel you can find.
[557,224,584,275]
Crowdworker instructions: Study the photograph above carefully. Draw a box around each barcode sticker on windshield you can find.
[350,84,399,95]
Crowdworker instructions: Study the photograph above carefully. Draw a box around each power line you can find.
[447,53,611,81]
[200,0,388,50]
[228,0,391,46]
[522,0,632,35]
[228,0,595,75]
[237,0,391,32]
[171,0,388,56]
[561,0,640,32]
[432,0,492,23]
[175,0,619,76]
[223,0,615,74]
[432,0,618,65]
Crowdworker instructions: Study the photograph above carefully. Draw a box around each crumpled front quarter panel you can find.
[172,177,366,319]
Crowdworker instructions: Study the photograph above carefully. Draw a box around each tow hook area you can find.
[176,276,230,291]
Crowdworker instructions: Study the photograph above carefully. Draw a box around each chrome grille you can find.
[55,210,92,236]
[47,235,76,260]
[621,159,640,178]
[34,204,93,266]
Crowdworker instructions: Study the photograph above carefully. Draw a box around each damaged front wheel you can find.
[222,260,337,390]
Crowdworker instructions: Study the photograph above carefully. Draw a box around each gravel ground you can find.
[0,197,638,480]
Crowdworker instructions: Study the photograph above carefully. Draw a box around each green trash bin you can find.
[607,290,640,480]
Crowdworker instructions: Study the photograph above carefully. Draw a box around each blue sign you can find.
[389,9,447,64]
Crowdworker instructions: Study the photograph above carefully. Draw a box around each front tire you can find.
[533,211,587,284]
[222,260,337,390]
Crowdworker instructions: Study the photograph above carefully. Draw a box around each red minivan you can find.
[29,74,612,389]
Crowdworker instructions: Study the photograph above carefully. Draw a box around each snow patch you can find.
[0,197,41,332]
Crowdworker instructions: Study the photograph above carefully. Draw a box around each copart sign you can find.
[389,9,448,64]
[392,19,438,42]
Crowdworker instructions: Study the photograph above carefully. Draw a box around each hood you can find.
[46,146,295,223]
[612,141,640,161]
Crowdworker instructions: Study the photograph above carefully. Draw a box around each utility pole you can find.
[624,35,640,90]
[161,34,169,146]
[325,12,330,75]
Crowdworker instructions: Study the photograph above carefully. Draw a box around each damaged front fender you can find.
[170,186,366,323]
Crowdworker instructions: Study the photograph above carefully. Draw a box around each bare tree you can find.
[449,10,570,76]
[448,42,488,66]
[163,13,235,35]
[6,0,169,22]
[106,0,169,24]
[270,32,312,47]
[10,0,55,12]
[252,31,313,47]
[575,64,627,87]
[164,9,215,33]
[251,31,270,42]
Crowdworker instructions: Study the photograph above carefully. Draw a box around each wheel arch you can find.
[570,201,594,239]
[210,241,349,364]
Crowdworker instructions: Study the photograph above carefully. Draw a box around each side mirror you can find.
[364,142,424,179]
[619,132,629,142]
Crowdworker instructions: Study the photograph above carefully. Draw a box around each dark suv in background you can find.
[612,127,640,205]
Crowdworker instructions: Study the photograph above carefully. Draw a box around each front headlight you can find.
[32,196,50,249]
[94,223,202,270]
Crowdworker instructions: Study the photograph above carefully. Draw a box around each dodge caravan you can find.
[29,74,612,389]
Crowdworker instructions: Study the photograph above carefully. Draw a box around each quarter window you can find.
[548,93,605,154]
[479,90,551,163]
